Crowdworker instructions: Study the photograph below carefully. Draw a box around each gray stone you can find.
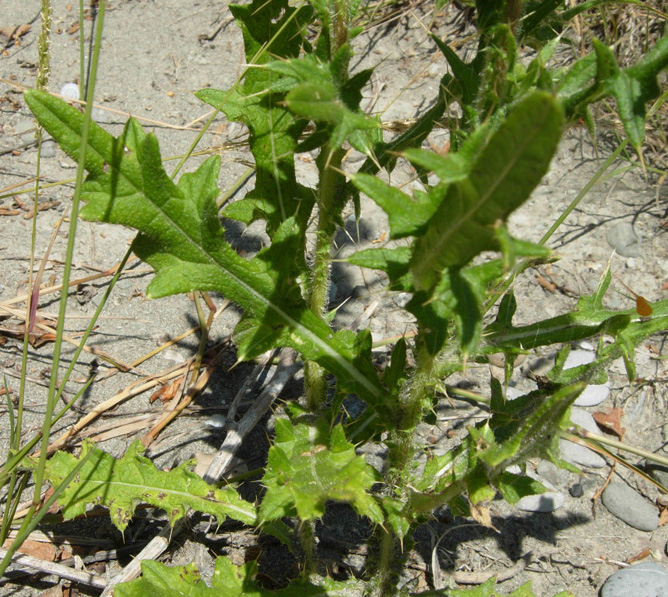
[645,463,668,491]
[601,562,668,597]
[574,382,610,406]
[536,460,571,490]
[607,222,643,257]
[40,139,56,158]
[563,349,610,406]
[601,481,659,531]
[559,408,607,468]
[515,491,565,512]
[564,348,594,369]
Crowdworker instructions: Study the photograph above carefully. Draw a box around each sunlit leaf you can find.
[37,441,256,531]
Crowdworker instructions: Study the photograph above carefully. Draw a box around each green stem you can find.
[299,519,316,578]
[305,145,346,411]
[375,525,398,597]
[373,338,435,595]
[31,0,106,509]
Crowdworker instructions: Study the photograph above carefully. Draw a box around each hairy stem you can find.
[375,525,399,597]
[299,519,317,578]
[305,144,346,411]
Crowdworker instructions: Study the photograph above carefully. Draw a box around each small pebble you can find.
[569,483,584,498]
[515,491,565,513]
[536,460,570,490]
[393,293,411,308]
[564,349,595,369]
[574,383,610,407]
[607,222,643,257]
[601,481,659,531]
[504,386,523,401]
[563,349,610,406]
[205,414,227,429]
[40,139,56,158]
[646,463,668,491]
[601,562,668,597]
[560,408,607,468]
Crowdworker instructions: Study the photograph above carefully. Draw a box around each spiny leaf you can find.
[402,147,469,183]
[196,0,314,234]
[115,556,361,596]
[260,420,383,522]
[25,89,384,406]
[346,246,412,285]
[431,34,481,106]
[479,384,585,472]
[350,174,440,238]
[273,56,381,155]
[486,288,668,383]
[497,471,546,505]
[559,34,668,149]
[410,92,564,291]
[37,441,256,531]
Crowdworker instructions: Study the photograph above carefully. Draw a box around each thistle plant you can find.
[5,0,668,595]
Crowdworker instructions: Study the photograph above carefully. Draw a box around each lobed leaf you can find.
[38,441,256,531]
[350,174,440,238]
[116,556,361,596]
[260,420,383,523]
[25,89,385,406]
[196,0,315,235]
[410,92,564,291]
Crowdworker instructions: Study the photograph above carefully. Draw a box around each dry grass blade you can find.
[140,340,230,448]
[99,349,299,593]
[45,360,191,454]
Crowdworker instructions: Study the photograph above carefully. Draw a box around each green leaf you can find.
[286,82,342,121]
[37,441,256,532]
[431,34,481,106]
[497,471,546,505]
[444,577,497,596]
[265,53,380,155]
[378,495,410,540]
[480,384,585,473]
[25,89,385,408]
[196,0,315,235]
[384,337,407,392]
[346,246,412,284]
[407,261,503,355]
[260,420,383,522]
[402,148,469,183]
[410,92,564,291]
[350,173,440,238]
[559,34,668,149]
[486,279,668,384]
[116,556,361,596]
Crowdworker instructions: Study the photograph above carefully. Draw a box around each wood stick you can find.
[0,547,107,590]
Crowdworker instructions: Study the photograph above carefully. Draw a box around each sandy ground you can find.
[2,1,668,595]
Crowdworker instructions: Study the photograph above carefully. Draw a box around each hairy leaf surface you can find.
[116,556,361,596]
[38,441,256,531]
[25,90,384,405]
[260,420,383,522]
